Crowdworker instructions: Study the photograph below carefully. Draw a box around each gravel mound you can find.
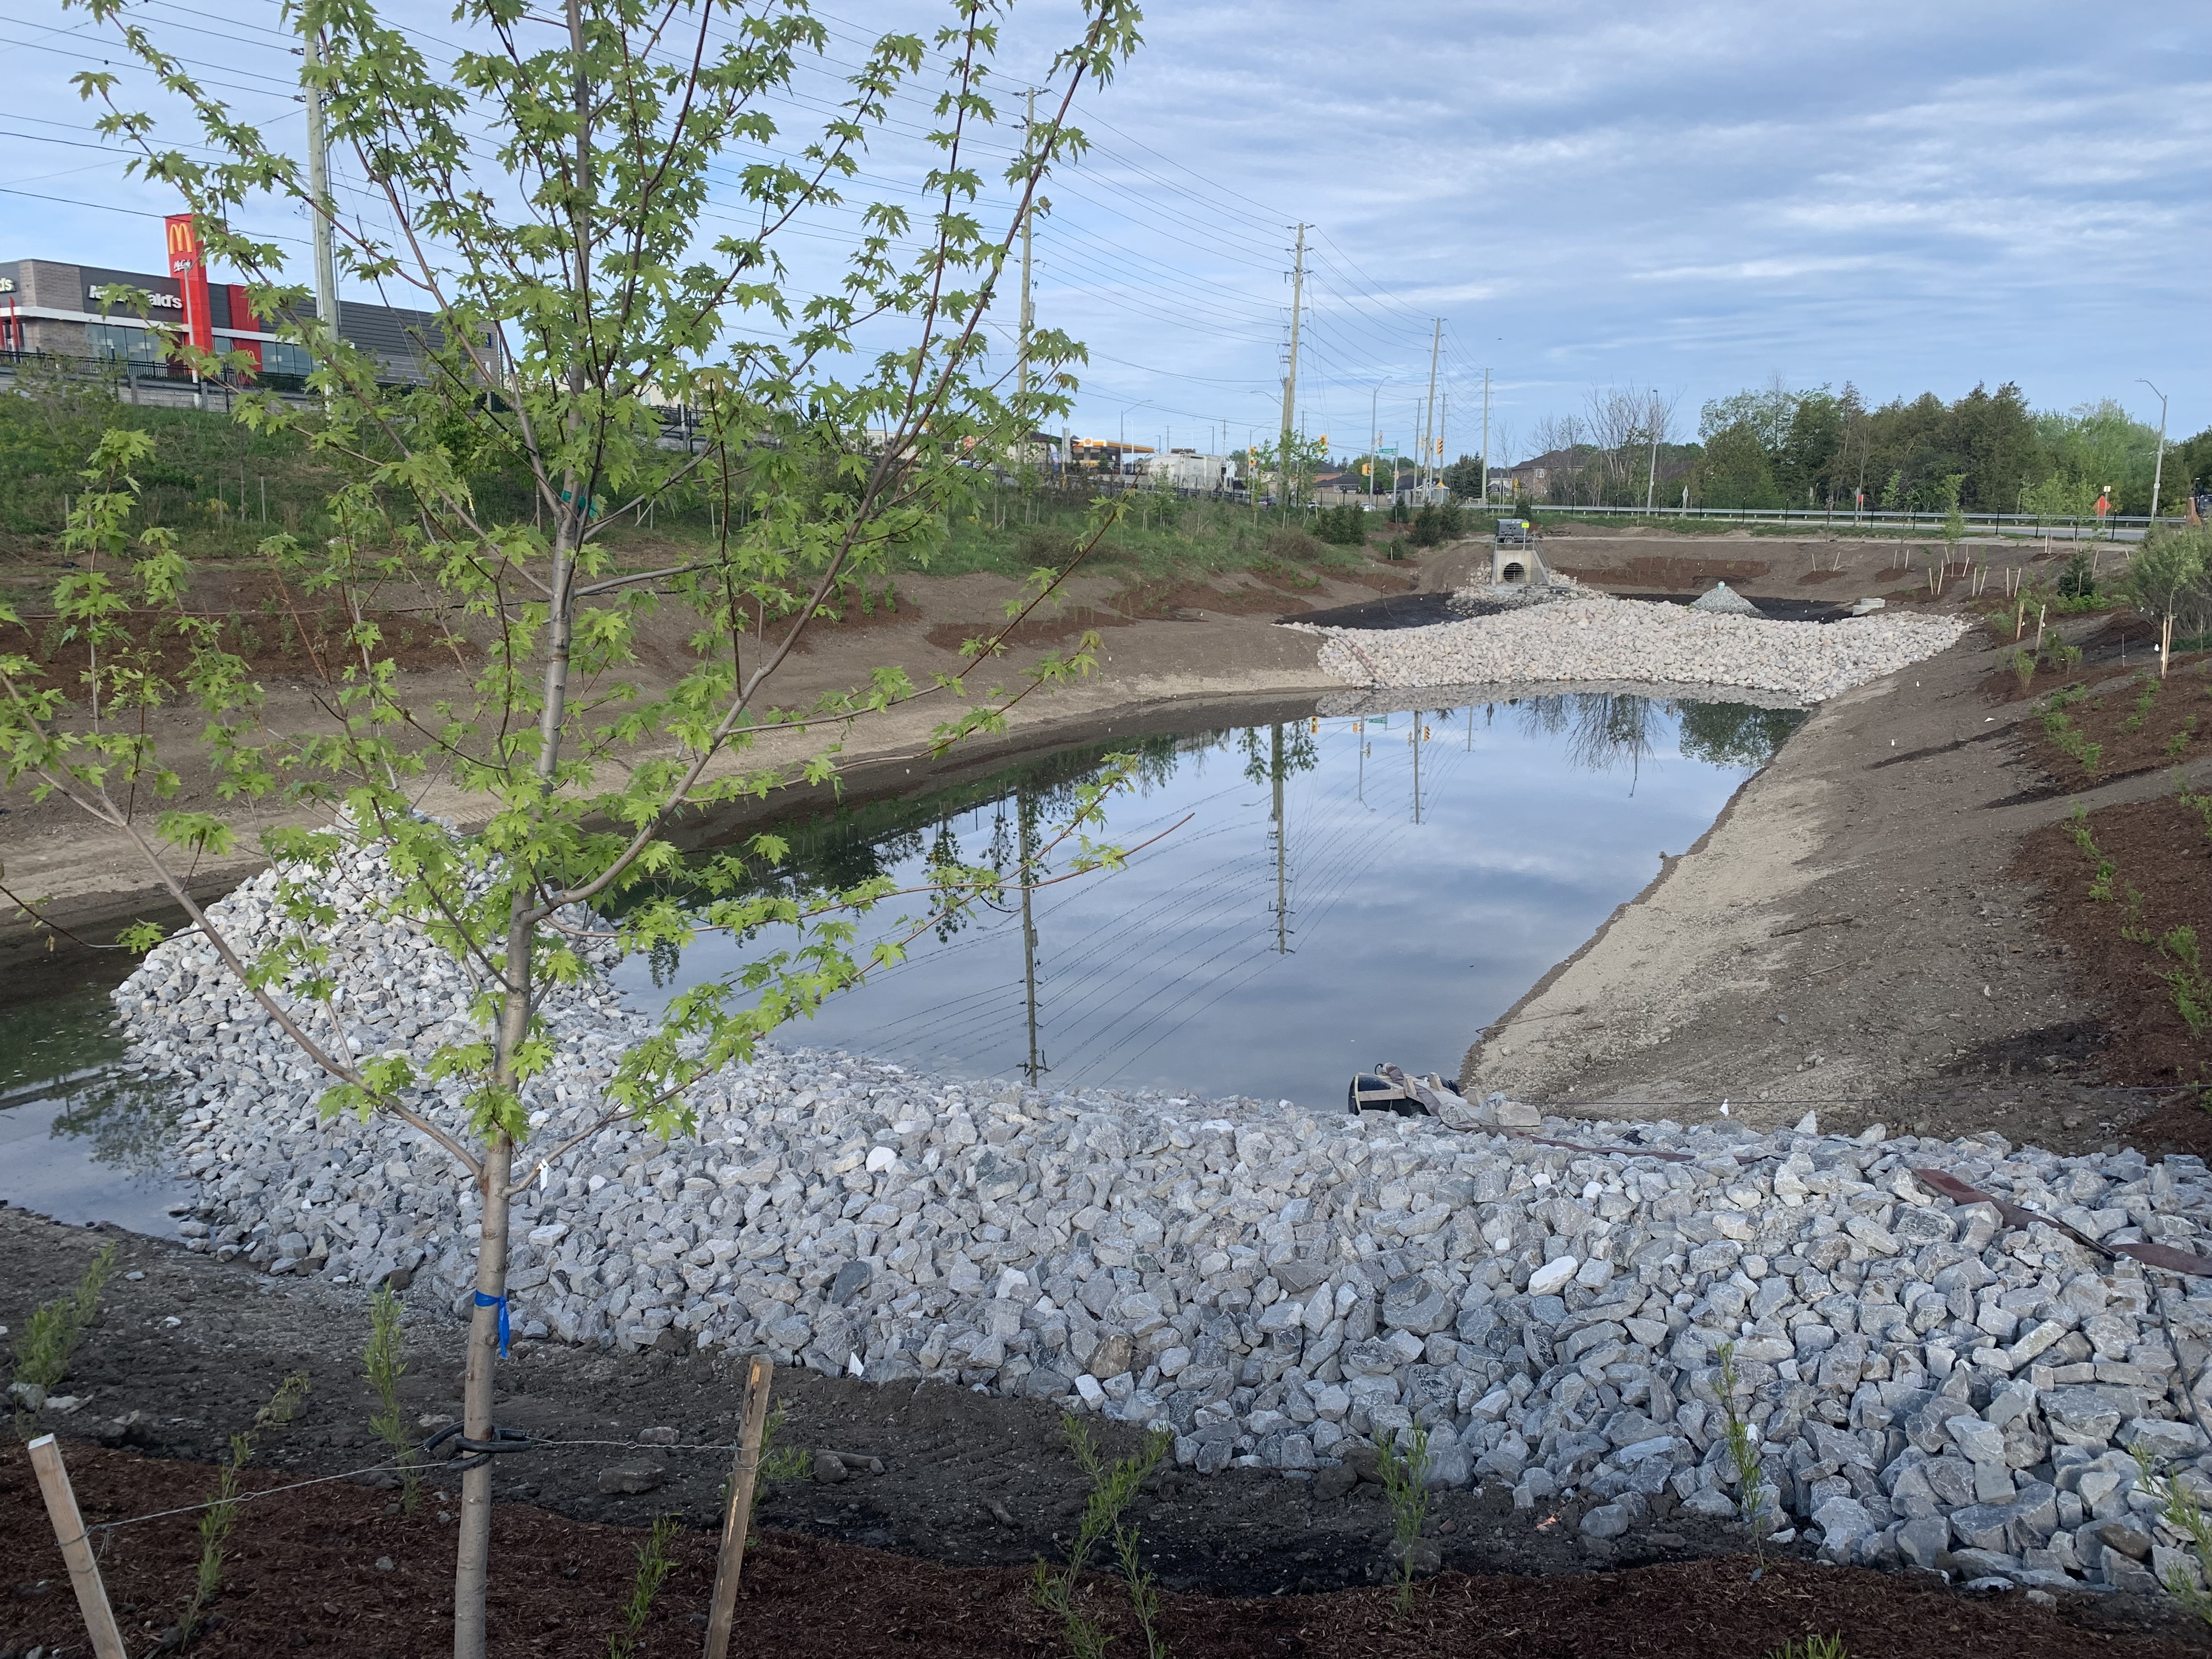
[1301,591,1972,702]
[115,833,2212,1593]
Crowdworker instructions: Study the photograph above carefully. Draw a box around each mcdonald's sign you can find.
[163,214,215,358]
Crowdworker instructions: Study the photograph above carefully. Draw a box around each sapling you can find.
[179,1372,312,1646]
[1031,1416,1170,1659]
[608,1514,681,1659]
[11,1240,117,1434]
[10,5,1152,1656]
[1378,1425,1433,1617]
[365,1285,422,1512]
[2134,1444,2212,1622]
[749,1404,810,1517]
[1713,1342,1770,1564]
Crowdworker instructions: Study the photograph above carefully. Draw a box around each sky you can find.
[5,0,2207,463]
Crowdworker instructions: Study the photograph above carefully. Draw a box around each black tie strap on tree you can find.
[422,1424,534,1472]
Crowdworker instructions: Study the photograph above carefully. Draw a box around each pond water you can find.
[0,691,1803,1234]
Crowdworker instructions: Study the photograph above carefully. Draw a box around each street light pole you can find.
[2139,379,2169,528]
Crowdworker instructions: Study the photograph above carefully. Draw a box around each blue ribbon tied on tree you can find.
[475,1290,511,1357]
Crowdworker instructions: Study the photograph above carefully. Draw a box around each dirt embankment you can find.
[1459,565,2212,1157]
[0,545,1429,970]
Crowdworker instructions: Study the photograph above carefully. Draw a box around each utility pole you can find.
[303,31,341,374]
[1481,369,1492,506]
[2140,379,2169,526]
[1271,723,1288,953]
[1277,224,1308,515]
[1018,789,1042,1083]
[1420,319,1441,495]
[1644,388,1661,514]
[1369,383,1379,508]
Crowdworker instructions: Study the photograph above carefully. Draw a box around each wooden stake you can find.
[703,1357,776,1659]
[27,1435,128,1659]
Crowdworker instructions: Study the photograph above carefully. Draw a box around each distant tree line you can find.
[1449,379,2211,519]
[1688,381,2208,517]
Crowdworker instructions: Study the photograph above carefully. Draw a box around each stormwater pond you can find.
[0,690,1803,1233]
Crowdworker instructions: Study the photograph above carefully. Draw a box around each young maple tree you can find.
[0,0,1147,1652]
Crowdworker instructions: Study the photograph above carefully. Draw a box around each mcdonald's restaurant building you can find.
[0,251,443,390]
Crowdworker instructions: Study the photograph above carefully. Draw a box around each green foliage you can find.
[1713,1342,1770,1559]
[2159,926,2211,1037]
[1673,702,1807,769]
[2134,1446,2212,1624]
[2058,551,2097,601]
[1378,1426,1433,1616]
[1765,1637,1849,1659]
[2126,527,2212,638]
[1404,502,1464,549]
[1691,422,1783,510]
[1314,503,1368,546]
[181,1373,312,1646]
[364,1285,422,1513]
[2033,399,2164,516]
[608,1515,681,1659]
[2012,648,2036,691]
[2040,698,2104,778]
[11,1240,117,1430]
[14,6,1152,1649]
[1031,1416,1171,1659]
[752,1404,810,1515]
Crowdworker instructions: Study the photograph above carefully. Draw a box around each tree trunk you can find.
[452,1131,514,1659]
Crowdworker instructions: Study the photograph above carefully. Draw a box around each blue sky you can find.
[6,0,2206,460]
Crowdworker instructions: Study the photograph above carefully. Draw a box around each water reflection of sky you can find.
[0,694,1797,1228]
[616,696,1798,1106]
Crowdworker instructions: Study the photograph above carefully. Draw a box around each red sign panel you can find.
[163,213,215,357]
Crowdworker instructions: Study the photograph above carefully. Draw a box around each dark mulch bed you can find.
[2019,664,2212,793]
[1549,555,1770,588]
[2009,795,2212,1156]
[7,1442,2207,1659]
[1289,592,1479,629]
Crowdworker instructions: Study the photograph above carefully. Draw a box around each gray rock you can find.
[1812,1496,1875,1562]
[1382,1276,1454,1336]
[1580,1503,1633,1539]
[596,1464,665,1495]
[1897,1514,1950,1569]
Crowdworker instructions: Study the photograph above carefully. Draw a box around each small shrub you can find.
[1313,504,1367,547]
[1378,1426,1434,1616]
[180,1373,312,1646]
[1017,524,1080,568]
[1263,524,1325,562]
[2128,679,2162,732]
[2134,1445,2212,1624]
[1713,1342,1770,1561]
[2159,926,2212,1036]
[607,1514,681,1659]
[2011,648,2035,690]
[1031,1416,1170,1659]
[12,1241,117,1431]
[2058,550,2096,600]
[364,1286,422,1512]
[752,1404,810,1514]
[1767,1637,1849,1659]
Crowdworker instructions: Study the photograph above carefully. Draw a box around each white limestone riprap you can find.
[116,830,2212,1596]
[1301,590,1972,703]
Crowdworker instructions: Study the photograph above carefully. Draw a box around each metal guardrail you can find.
[1504,501,2172,544]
